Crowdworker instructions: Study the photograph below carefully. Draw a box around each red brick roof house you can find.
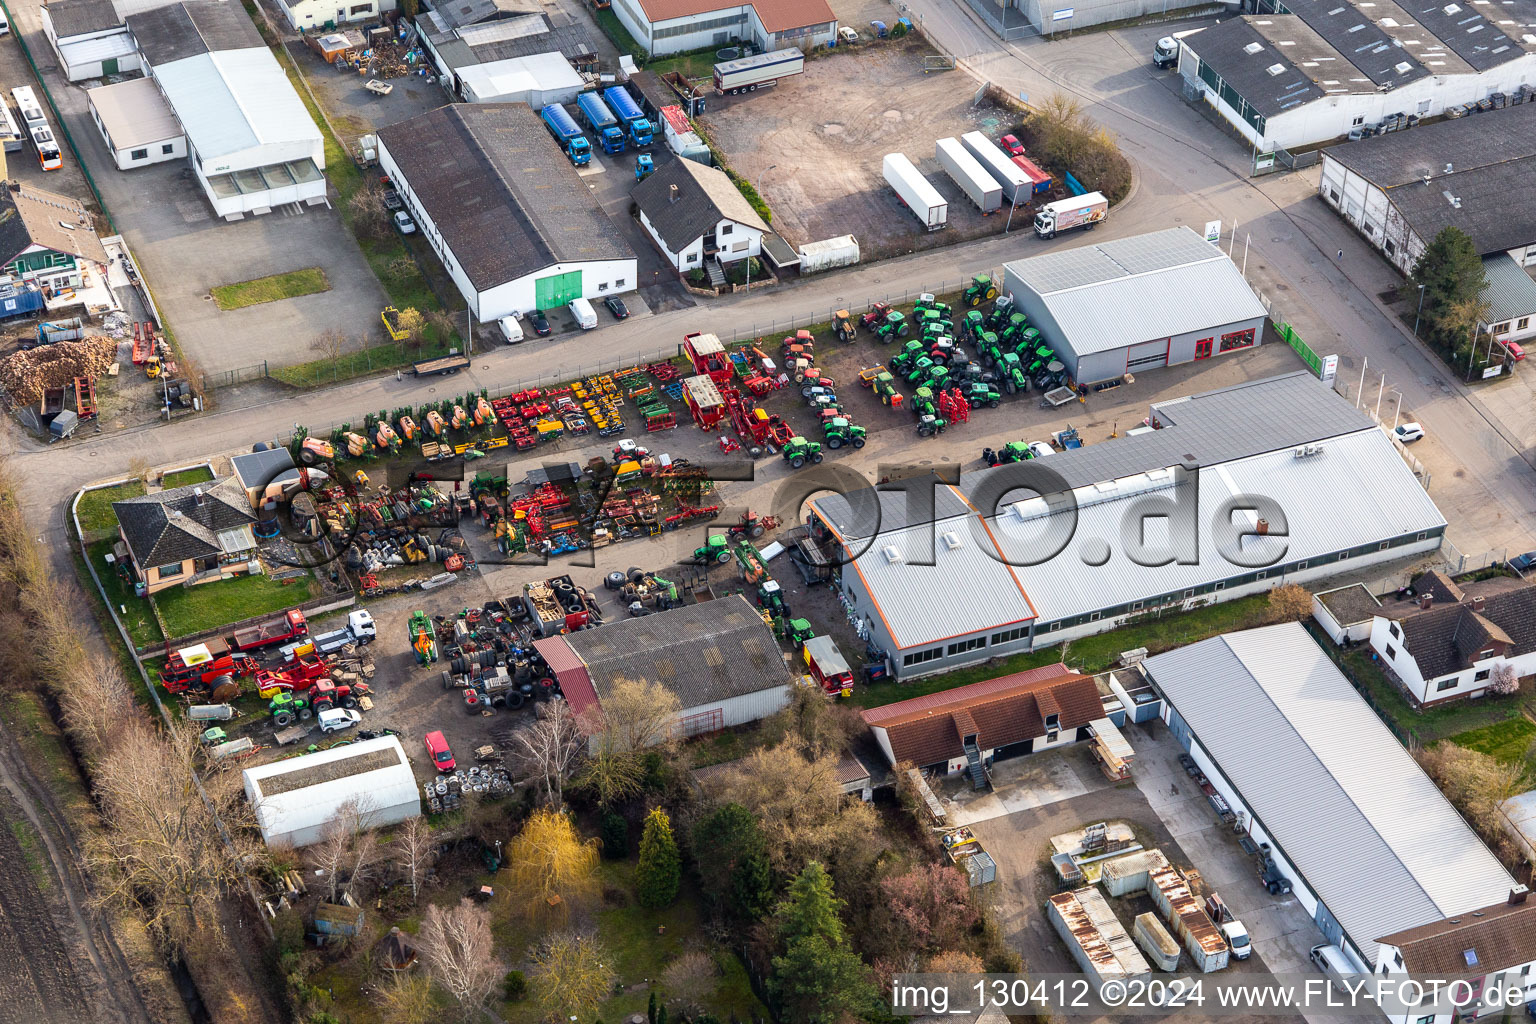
[861,663,1103,778]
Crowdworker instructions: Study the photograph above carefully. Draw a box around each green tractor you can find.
[964,274,999,306]
[269,691,313,728]
[873,373,900,406]
[823,417,867,449]
[926,364,950,390]
[998,353,1030,394]
[758,580,790,618]
[695,535,732,564]
[889,339,924,374]
[912,386,937,417]
[783,436,824,469]
[961,309,986,341]
[874,310,909,342]
[983,441,1032,465]
[903,357,935,385]
[977,332,1002,365]
[964,381,1002,408]
[783,617,817,646]
[999,312,1030,343]
[916,414,948,438]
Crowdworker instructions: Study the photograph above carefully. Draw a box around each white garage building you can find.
[457,51,584,105]
[1143,623,1520,972]
[87,76,187,169]
[126,1,328,219]
[41,0,142,81]
[243,735,422,848]
[1001,226,1268,384]
[278,0,398,33]
[377,103,635,322]
[611,0,836,57]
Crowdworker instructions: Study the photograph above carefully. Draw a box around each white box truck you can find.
[1033,191,1108,238]
[883,153,947,231]
[935,137,1002,213]
[960,130,1031,205]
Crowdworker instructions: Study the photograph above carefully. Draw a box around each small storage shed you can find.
[243,735,421,848]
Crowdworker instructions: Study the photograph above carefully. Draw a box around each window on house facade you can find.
[1415,1016,1435,1024]
[1436,678,1458,692]
[1385,238,1396,255]
[130,148,148,160]
[1090,612,1102,622]
[1385,644,1396,659]
[901,647,943,668]
[1352,115,1366,126]
[1389,622,1400,639]
[616,279,626,288]
[155,562,184,579]
[946,637,986,657]
[1475,669,1491,682]
[1519,317,1531,331]
[350,2,371,12]
[990,625,1028,645]
[719,223,732,235]
[1479,649,1494,660]
[686,252,698,264]
[598,282,608,291]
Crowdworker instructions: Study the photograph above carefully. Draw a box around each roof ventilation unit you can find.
[1266,63,1287,75]
[942,531,964,550]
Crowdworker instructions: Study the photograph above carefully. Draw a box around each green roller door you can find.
[533,270,582,310]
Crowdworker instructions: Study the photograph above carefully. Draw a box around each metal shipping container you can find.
[1047,889,1152,985]
[936,137,1002,213]
[797,234,860,273]
[1101,848,1169,897]
[1149,865,1230,972]
[883,153,947,231]
[1134,912,1182,972]
[961,130,1031,204]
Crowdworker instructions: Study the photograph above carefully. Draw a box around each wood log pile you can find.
[0,338,115,407]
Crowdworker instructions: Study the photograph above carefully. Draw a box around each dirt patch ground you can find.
[700,36,1022,255]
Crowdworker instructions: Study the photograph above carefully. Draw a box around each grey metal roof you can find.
[44,0,123,40]
[1480,254,1536,324]
[425,0,541,33]
[808,473,976,543]
[563,594,789,708]
[1396,0,1524,70]
[812,373,1447,642]
[1388,160,1536,257]
[1276,0,1431,87]
[1142,623,1517,965]
[1005,227,1267,357]
[1183,18,1331,118]
[376,104,632,293]
[128,1,265,66]
[230,447,296,491]
[632,158,768,253]
[422,9,597,72]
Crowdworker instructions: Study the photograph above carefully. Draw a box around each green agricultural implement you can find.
[783,436,825,469]
[964,274,999,306]
[409,610,438,665]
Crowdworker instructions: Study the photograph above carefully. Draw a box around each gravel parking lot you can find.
[700,35,1023,254]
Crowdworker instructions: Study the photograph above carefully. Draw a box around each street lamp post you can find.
[1391,390,1404,430]
[1412,283,1426,338]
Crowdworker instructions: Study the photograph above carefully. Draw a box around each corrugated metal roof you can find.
[1480,253,1536,324]
[995,427,1446,622]
[153,48,320,161]
[243,736,419,845]
[1143,623,1516,965]
[458,51,584,100]
[1005,227,1267,357]
[86,77,181,150]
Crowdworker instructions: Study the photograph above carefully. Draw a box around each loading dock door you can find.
[1126,339,1169,371]
[534,269,582,310]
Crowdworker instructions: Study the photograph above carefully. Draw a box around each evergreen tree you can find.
[635,807,681,909]
[692,802,772,921]
[647,991,657,1024]
[772,861,844,946]
[601,811,629,860]
[767,862,878,1024]
[1408,226,1488,351]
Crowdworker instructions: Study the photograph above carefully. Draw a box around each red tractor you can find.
[307,678,370,712]
[160,639,257,697]
[860,302,892,332]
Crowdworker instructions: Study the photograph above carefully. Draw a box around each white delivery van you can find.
[569,297,597,330]
[498,315,524,344]
[0,11,11,35]
[1310,944,1357,987]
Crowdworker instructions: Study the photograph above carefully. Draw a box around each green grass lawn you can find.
[154,571,320,641]
[1337,646,1521,745]
[1064,595,1275,673]
[160,466,215,489]
[648,49,715,80]
[211,267,330,310]
[1445,718,1536,763]
[850,648,1064,709]
[75,481,144,537]
[83,540,162,649]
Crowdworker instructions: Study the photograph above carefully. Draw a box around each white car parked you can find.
[1394,422,1425,444]
[318,708,362,733]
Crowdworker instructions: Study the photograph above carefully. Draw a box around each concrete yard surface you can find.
[700,36,1024,255]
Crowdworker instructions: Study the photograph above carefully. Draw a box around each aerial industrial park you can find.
[0,0,1534,1018]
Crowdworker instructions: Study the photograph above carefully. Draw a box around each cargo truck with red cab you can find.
[229,608,308,651]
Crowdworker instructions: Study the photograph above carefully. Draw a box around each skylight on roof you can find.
[1464,949,1479,967]
[1244,40,1264,53]
[1395,60,1413,71]
[1267,62,1287,74]
[1443,3,1462,12]
[1381,16,1399,25]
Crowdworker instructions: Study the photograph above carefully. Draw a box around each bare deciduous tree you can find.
[514,699,583,808]
[1416,742,1524,858]
[417,899,501,1020]
[310,329,348,376]
[661,950,718,1016]
[1265,583,1312,623]
[306,797,379,903]
[375,970,434,1024]
[348,186,390,239]
[600,677,683,752]
[529,931,616,1024]
[393,814,437,902]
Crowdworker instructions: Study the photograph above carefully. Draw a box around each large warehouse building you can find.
[611,0,836,57]
[1318,104,1536,276]
[1142,623,1520,972]
[114,1,327,218]
[536,596,792,742]
[1178,3,1536,153]
[376,103,636,323]
[416,7,599,99]
[1001,227,1267,384]
[243,736,421,848]
[807,373,1445,679]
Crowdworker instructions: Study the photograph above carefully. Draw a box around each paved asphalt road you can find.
[5,5,1534,570]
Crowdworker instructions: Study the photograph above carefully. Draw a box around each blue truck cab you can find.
[603,85,653,148]
[575,91,626,155]
[540,103,592,165]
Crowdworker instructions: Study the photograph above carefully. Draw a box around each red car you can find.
[1504,339,1525,361]
[1001,134,1024,156]
[424,730,455,773]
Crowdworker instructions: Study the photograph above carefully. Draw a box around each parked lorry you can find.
[802,634,854,696]
[575,91,626,154]
[713,47,804,95]
[304,609,378,655]
[883,153,947,231]
[1033,191,1108,238]
[228,608,308,651]
[936,137,1002,213]
[603,85,654,147]
[1204,893,1252,960]
[960,130,1031,205]
[540,103,592,165]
